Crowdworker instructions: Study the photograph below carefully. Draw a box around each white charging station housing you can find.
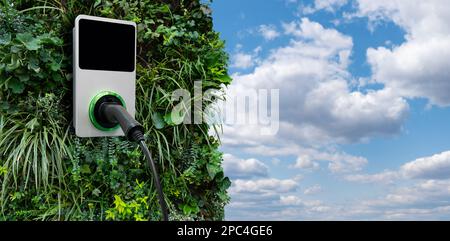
[73,15,136,138]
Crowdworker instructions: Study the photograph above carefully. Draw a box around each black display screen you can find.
[78,19,135,72]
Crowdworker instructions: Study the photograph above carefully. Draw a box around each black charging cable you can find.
[99,102,169,221]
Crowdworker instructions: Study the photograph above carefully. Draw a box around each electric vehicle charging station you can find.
[73,15,137,138]
[73,15,169,221]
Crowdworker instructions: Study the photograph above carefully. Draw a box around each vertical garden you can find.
[0,0,231,220]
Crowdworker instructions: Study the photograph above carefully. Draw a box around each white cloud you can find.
[253,46,263,54]
[221,17,417,221]
[223,3,450,220]
[220,18,407,179]
[304,184,322,195]
[258,24,280,41]
[243,143,367,173]
[230,45,263,69]
[346,150,450,184]
[400,151,450,179]
[283,18,352,49]
[363,180,450,210]
[223,154,269,179]
[271,158,281,166]
[367,38,450,106]
[345,170,400,184]
[294,156,320,170]
[229,18,408,148]
[228,179,450,220]
[355,0,450,106]
[231,52,254,69]
[225,177,335,220]
[230,178,298,194]
[303,0,348,14]
[341,149,450,218]
[314,0,348,11]
[310,206,332,213]
[280,195,303,206]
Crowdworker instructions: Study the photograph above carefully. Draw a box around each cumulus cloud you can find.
[226,176,331,220]
[355,0,450,106]
[294,156,320,170]
[231,52,254,69]
[229,179,450,220]
[282,18,352,49]
[258,24,280,41]
[280,195,304,206]
[223,153,269,179]
[303,0,349,14]
[346,150,450,184]
[400,151,450,180]
[230,45,263,69]
[304,185,323,195]
[221,19,389,175]
[230,178,298,194]
[243,143,367,173]
[227,18,408,148]
[364,180,450,210]
[223,2,450,220]
[227,185,333,220]
[227,153,450,220]
[345,170,400,184]
[221,18,407,177]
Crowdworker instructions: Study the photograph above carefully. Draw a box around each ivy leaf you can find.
[16,73,30,82]
[151,112,166,129]
[220,177,231,191]
[216,74,232,85]
[144,19,155,25]
[5,54,20,71]
[8,78,25,94]
[94,0,102,8]
[163,113,174,125]
[181,203,200,216]
[16,33,41,51]
[80,164,91,174]
[0,101,10,111]
[92,188,101,197]
[39,50,51,62]
[188,31,199,39]
[217,191,228,202]
[52,72,63,82]
[39,34,63,45]
[0,34,11,45]
[206,162,222,180]
[10,45,21,53]
[28,57,40,73]
[50,61,61,71]
[164,108,186,126]
[160,5,171,14]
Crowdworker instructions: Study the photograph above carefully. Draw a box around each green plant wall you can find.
[0,0,231,220]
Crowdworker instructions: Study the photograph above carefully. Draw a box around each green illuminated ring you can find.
[89,91,126,132]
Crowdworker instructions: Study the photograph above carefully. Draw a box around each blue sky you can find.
[209,0,450,220]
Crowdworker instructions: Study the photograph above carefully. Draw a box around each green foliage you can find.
[0,5,67,98]
[105,180,151,221]
[0,0,231,221]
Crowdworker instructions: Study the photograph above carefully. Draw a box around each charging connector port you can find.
[89,91,126,132]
